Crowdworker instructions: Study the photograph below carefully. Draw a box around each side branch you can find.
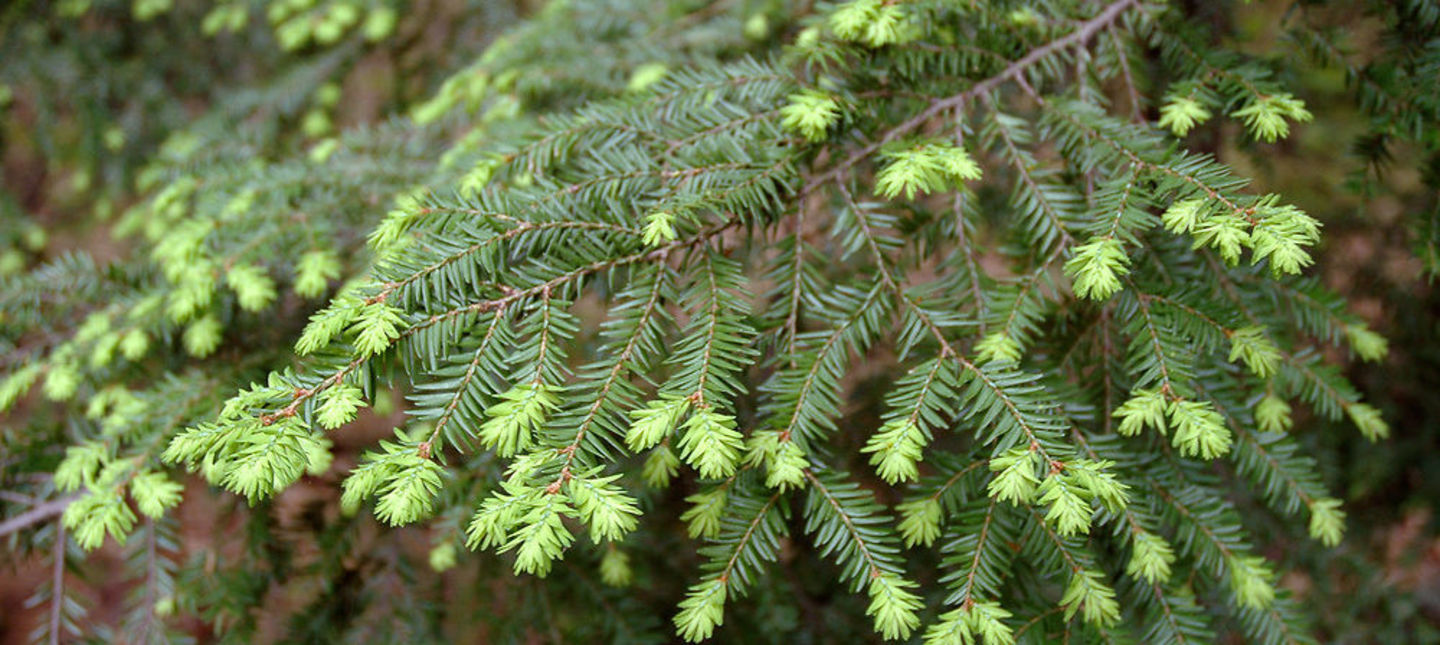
[804,0,1141,192]
[0,495,77,538]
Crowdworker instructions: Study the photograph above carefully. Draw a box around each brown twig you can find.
[0,494,77,539]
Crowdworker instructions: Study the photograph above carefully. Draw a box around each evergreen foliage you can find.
[2,0,1437,642]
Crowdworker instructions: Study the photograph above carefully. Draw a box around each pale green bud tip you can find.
[626,397,688,452]
[183,315,224,358]
[1227,555,1276,609]
[429,542,458,572]
[745,430,806,491]
[1161,198,1206,234]
[743,13,769,40]
[1308,498,1346,547]
[1168,399,1231,459]
[897,498,942,548]
[1126,530,1176,583]
[1191,213,1250,265]
[1255,394,1293,433]
[677,408,744,479]
[295,249,342,298]
[600,547,633,587]
[923,601,1015,645]
[63,490,137,551]
[876,142,982,200]
[641,445,681,488]
[566,474,641,542]
[627,62,668,93]
[1250,202,1320,276]
[308,138,340,163]
[1158,95,1212,136]
[861,419,926,485]
[975,331,1022,364]
[1065,236,1130,301]
[681,487,727,539]
[120,328,150,361]
[363,7,398,42]
[675,577,727,642]
[830,0,912,48]
[642,211,678,247]
[1232,93,1312,143]
[866,573,922,640]
[225,263,278,312]
[1114,388,1167,436]
[317,384,366,430]
[1037,471,1094,536]
[987,447,1040,505]
[795,26,821,49]
[43,363,82,401]
[1061,568,1120,625]
[480,383,561,457]
[1228,326,1280,378]
[0,364,43,411]
[1346,402,1389,441]
[1345,324,1388,362]
[352,301,407,358]
[130,471,184,519]
[781,90,841,142]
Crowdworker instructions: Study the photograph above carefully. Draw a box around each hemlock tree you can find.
[2,0,1436,642]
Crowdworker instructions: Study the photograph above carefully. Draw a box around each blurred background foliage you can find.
[0,0,1437,642]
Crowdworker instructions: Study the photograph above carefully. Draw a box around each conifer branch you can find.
[3,1,1413,640]
[804,0,1142,193]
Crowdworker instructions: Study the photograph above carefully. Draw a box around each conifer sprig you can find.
[1,0,1411,642]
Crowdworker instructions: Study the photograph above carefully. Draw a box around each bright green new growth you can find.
[1231,93,1314,142]
[862,419,928,484]
[1229,554,1278,609]
[1115,388,1168,436]
[897,497,942,548]
[1158,94,1213,136]
[1168,399,1232,459]
[987,448,1041,505]
[1161,197,1206,233]
[1127,530,1177,584]
[316,384,366,430]
[1346,323,1389,361]
[1255,393,1294,433]
[225,263,277,312]
[566,474,640,541]
[1060,568,1121,626]
[625,397,689,451]
[781,90,841,142]
[130,470,184,518]
[924,600,1014,645]
[674,577,727,641]
[974,331,1022,365]
[641,210,678,247]
[352,301,407,357]
[294,249,341,298]
[479,383,560,457]
[744,429,808,490]
[360,447,446,526]
[829,0,913,48]
[1065,236,1130,300]
[599,546,633,587]
[63,490,136,551]
[676,408,745,479]
[182,314,223,358]
[1228,326,1281,378]
[875,141,983,200]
